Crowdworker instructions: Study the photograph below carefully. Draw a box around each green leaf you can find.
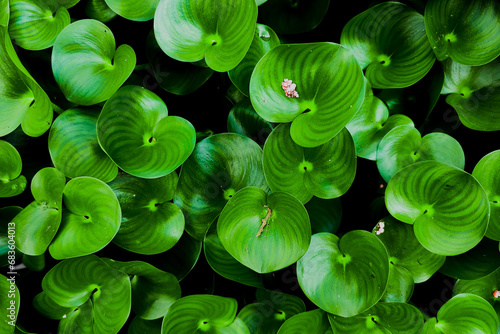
[102,259,181,320]
[263,123,356,203]
[0,140,27,198]
[385,160,490,256]
[276,309,331,334]
[97,85,196,178]
[328,302,424,333]
[250,42,365,147]
[14,167,65,255]
[228,24,280,96]
[153,0,257,72]
[217,187,311,274]
[145,30,213,95]
[85,0,116,23]
[381,264,414,303]
[373,216,445,284]
[305,197,342,235]
[422,294,498,334]
[439,237,500,280]
[441,58,500,131]
[57,0,80,8]
[22,253,45,271]
[227,99,274,146]
[104,0,159,21]
[258,0,330,34]
[8,0,70,51]
[424,0,500,66]
[341,2,435,88]
[49,177,121,259]
[174,133,268,240]
[129,317,162,334]
[204,218,265,288]
[41,255,131,333]
[1,274,19,332]
[473,150,500,241]
[161,295,242,333]
[297,231,389,317]
[0,206,22,267]
[376,125,465,182]
[108,172,184,255]
[33,291,75,320]
[346,85,414,160]
[48,108,118,182]
[453,267,500,311]
[52,19,136,105]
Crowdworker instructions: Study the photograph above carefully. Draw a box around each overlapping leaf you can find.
[85,0,116,22]
[341,2,435,88]
[250,42,365,147]
[104,0,159,21]
[0,274,19,333]
[153,0,257,72]
[52,19,136,105]
[276,309,331,334]
[263,124,356,203]
[97,85,196,178]
[227,99,274,147]
[385,160,490,256]
[0,140,26,198]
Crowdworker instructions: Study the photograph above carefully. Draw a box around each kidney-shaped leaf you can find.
[174,133,268,240]
[422,294,498,334]
[217,187,311,274]
[41,255,131,333]
[97,85,196,178]
[263,123,356,204]
[0,140,26,198]
[424,0,500,66]
[250,42,365,147]
[49,108,118,182]
[109,172,184,255]
[15,167,66,255]
[341,2,435,88]
[473,150,500,241]
[52,19,136,105]
[385,160,490,256]
[49,177,121,259]
[297,231,389,317]
[153,0,257,72]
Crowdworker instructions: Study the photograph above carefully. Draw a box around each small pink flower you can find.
[282,78,299,98]
[493,290,500,298]
[375,221,385,235]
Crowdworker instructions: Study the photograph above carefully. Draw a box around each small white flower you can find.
[493,290,500,298]
[282,78,299,98]
[375,221,385,235]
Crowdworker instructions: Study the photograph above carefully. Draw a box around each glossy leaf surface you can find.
[0,140,26,198]
[104,0,159,21]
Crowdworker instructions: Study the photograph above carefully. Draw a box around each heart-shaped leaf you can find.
[341,2,435,88]
[263,123,356,203]
[373,216,445,284]
[473,150,500,241]
[174,133,268,240]
[227,99,274,147]
[346,84,414,160]
[97,85,195,178]
[101,259,181,320]
[108,172,184,255]
[48,176,121,259]
[258,0,330,34]
[145,30,213,95]
[439,237,500,280]
[424,0,500,66]
[422,294,498,333]
[161,294,244,333]
[41,255,131,333]
[385,160,490,256]
[52,19,136,105]
[0,140,27,198]
[14,167,66,255]
[221,189,309,273]
[48,108,118,182]
[276,309,331,334]
[8,0,70,50]
[297,231,389,317]
[376,125,465,182]
[250,42,365,147]
[441,58,500,131]
[305,197,342,235]
[228,24,280,96]
[328,302,424,333]
[1,273,19,332]
[104,0,159,21]
[153,0,257,72]
[204,218,265,288]
[218,187,311,274]
[85,0,116,22]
